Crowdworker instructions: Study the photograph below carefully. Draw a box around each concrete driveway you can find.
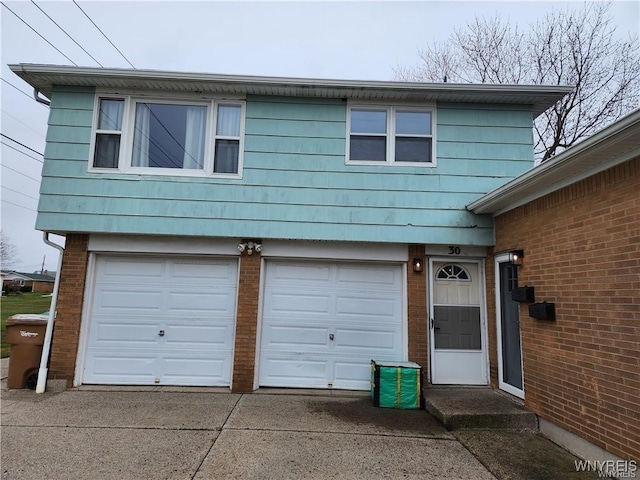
[1,378,600,480]
[1,386,494,480]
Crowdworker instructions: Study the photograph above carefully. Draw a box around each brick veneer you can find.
[492,156,639,460]
[49,234,89,387]
[408,244,428,384]
[231,248,262,392]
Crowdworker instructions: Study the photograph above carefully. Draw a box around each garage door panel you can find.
[333,360,372,390]
[100,258,164,280]
[84,255,237,386]
[170,260,236,280]
[336,265,400,288]
[96,289,164,311]
[86,354,157,383]
[335,296,399,319]
[262,324,330,348]
[261,357,328,387]
[334,328,399,352]
[267,293,332,316]
[161,356,231,385]
[164,324,232,346]
[166,291,236,314]
[269,262,331,284]
[90,321,160,346]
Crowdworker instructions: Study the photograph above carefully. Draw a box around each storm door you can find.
[429,260,487,384]
[496,257,524,398]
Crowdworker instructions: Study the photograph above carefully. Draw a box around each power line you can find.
[0,2,78,66]
[2,163,42,182]
[0,199,38,212]
[1,133,44,156]
[31,0,104,67]
[1,78,49,108]
[1,109,46,138]
[2,185,40,201]
[73,0,135,68]
[1,141,44,164]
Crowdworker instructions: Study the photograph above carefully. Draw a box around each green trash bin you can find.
[371,360,421,409]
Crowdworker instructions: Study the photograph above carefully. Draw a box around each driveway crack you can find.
[190,393,243,479]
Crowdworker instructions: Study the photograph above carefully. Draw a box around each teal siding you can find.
[37,90,536,246]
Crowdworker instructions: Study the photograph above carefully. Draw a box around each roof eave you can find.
[9,63,572,116]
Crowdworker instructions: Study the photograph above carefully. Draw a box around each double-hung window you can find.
[347,106,435,165]
[90,95,245,176]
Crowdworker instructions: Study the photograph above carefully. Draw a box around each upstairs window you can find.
[90,95,245,176]
[347,106,435,166]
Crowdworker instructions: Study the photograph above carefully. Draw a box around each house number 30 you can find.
[448,246,461,255]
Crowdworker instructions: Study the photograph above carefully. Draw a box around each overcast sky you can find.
[1,0,638,273]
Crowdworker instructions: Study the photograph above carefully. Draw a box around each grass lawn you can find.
[1,293,53,358]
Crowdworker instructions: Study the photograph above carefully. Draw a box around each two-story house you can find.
[11,63,571,395]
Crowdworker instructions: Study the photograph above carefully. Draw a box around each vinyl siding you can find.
[37,87,536,245]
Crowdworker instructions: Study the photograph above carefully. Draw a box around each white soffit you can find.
[9,63,571,117]
[467,109,640,216]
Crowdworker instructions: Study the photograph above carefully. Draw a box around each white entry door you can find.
[259,260,404,390]
[429,260,487,384]
[83,255,238,386]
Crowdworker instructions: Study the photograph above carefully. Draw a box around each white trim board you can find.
[88,234,241,256]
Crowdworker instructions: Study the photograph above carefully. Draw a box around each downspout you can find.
[36,233,64,393]
[33,88,51,106]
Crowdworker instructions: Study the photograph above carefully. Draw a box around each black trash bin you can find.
[6,315,48,389]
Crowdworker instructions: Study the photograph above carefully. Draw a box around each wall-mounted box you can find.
[529,302,556,321]
[512,286,535,303]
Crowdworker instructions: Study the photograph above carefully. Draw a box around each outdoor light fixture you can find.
[237,241,262,255]
[509,250,524,267]
[413,258,424,273]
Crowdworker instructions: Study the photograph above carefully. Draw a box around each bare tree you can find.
[1,231,19,270]
[394,3,640,161]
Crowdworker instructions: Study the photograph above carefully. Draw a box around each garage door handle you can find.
[329,334,334,341]
[158,330,165,337]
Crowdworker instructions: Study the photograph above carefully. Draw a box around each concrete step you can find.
[423,387,538,431]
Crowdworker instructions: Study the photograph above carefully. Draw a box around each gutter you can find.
[36,233,64,393]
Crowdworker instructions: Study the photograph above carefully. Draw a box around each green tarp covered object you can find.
[371,360,421,409]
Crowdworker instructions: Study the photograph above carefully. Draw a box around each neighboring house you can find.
[1,271,55,293]
[468,110,640,462]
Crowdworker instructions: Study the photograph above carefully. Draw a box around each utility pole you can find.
[41,255,46,274]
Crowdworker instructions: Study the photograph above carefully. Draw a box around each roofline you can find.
[467,109,640,215]
[9,63,572,116]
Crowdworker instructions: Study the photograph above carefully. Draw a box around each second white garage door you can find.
[259,260,405,390]
[83,255,238,386]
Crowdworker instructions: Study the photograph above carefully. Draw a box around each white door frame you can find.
[428,257,489,385]
[494,253,525,399]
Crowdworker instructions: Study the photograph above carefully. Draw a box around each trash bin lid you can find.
[6,314,49,325]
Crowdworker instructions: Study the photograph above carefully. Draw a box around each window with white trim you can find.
[90,95,245,176]
[347,106,435,165]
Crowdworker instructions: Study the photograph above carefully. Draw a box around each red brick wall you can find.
[231,249,261,392]
[493,156,640,460]
[49,234,89,387]
[408,244,428,384]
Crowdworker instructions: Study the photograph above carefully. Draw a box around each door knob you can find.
[158,330,165,337]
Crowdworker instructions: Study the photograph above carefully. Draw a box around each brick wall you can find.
[231,248,262,392]
[49,234,89,387]
[408,244,428,385]
[493,156,640,460]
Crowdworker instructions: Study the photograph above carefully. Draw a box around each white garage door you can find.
[83,255,238,386]
[259,260,404,390]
